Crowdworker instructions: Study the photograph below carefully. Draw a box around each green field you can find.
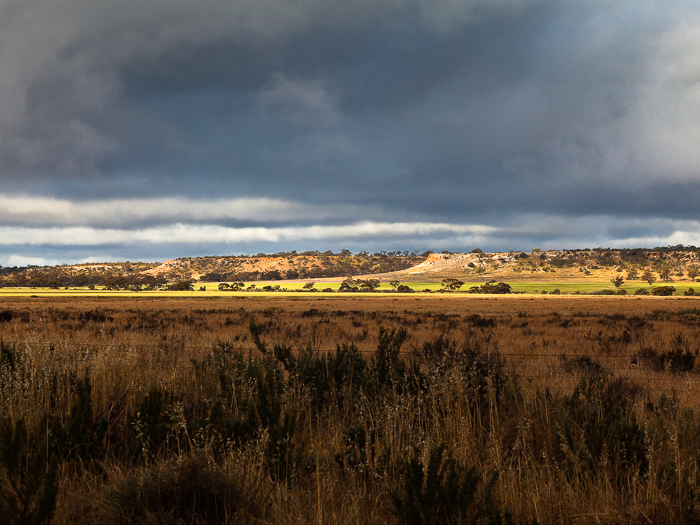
[1,279,699,296]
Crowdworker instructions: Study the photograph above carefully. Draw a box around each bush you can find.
[556,375,647,485]
[639,333,697,373]
[560,355,606,376]
[128,387,173,456]
[167,280,195,291]
[634,288,650,295]
[651,286,676,296]
[391,445,480,525]
[479,281,512,294]
[0,416,58,525]
[373,328,408,388]
[91,452,260,524]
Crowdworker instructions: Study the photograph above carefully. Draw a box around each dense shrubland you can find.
[3,301,700,523]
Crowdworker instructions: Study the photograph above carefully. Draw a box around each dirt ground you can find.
[2,293,699,316]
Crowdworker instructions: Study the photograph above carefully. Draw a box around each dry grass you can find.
[3,295,700,524]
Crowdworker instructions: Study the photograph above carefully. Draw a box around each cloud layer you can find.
[2,0,700,262]
[0,195,364,227]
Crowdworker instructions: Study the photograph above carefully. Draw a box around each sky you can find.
[2,0,700,265]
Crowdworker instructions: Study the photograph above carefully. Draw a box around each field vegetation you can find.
[3,279,700,297]
[3,295,700,523]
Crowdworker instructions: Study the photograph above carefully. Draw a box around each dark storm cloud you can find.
[2,0,700,262]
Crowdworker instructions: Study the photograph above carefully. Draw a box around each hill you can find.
[0,251,426,288]
[385,248,700,284]
[1,246,699,289]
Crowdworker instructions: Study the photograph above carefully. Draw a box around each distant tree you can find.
[688,265,699,280]
[389,280,400,291]
[302,282,315,290]
[218,283,231,290]
[441,278,464,292]
[167,280,195,291]
[339,277,359,292]
[478,281,512,294]
[642,270,657,287]
[396,284,414,293]
[651,285,676,296]
[626,267,639,280]
[261,270,282,280]
[358,279,380,291]
[659,265,672,281]
[610,276,624,288]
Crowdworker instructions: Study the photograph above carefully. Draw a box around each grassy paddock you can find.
[2,296,700,523]
[1,279,699,296]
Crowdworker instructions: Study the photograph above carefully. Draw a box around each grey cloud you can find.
[1,213,697,266]
[0,0,533,183]
[2,0,700,261]
[0,195,369,228]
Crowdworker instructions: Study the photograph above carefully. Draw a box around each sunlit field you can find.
[1,279,698,297]
[3,294,700,523]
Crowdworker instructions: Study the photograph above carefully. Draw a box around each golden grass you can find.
[3,295,700,523]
